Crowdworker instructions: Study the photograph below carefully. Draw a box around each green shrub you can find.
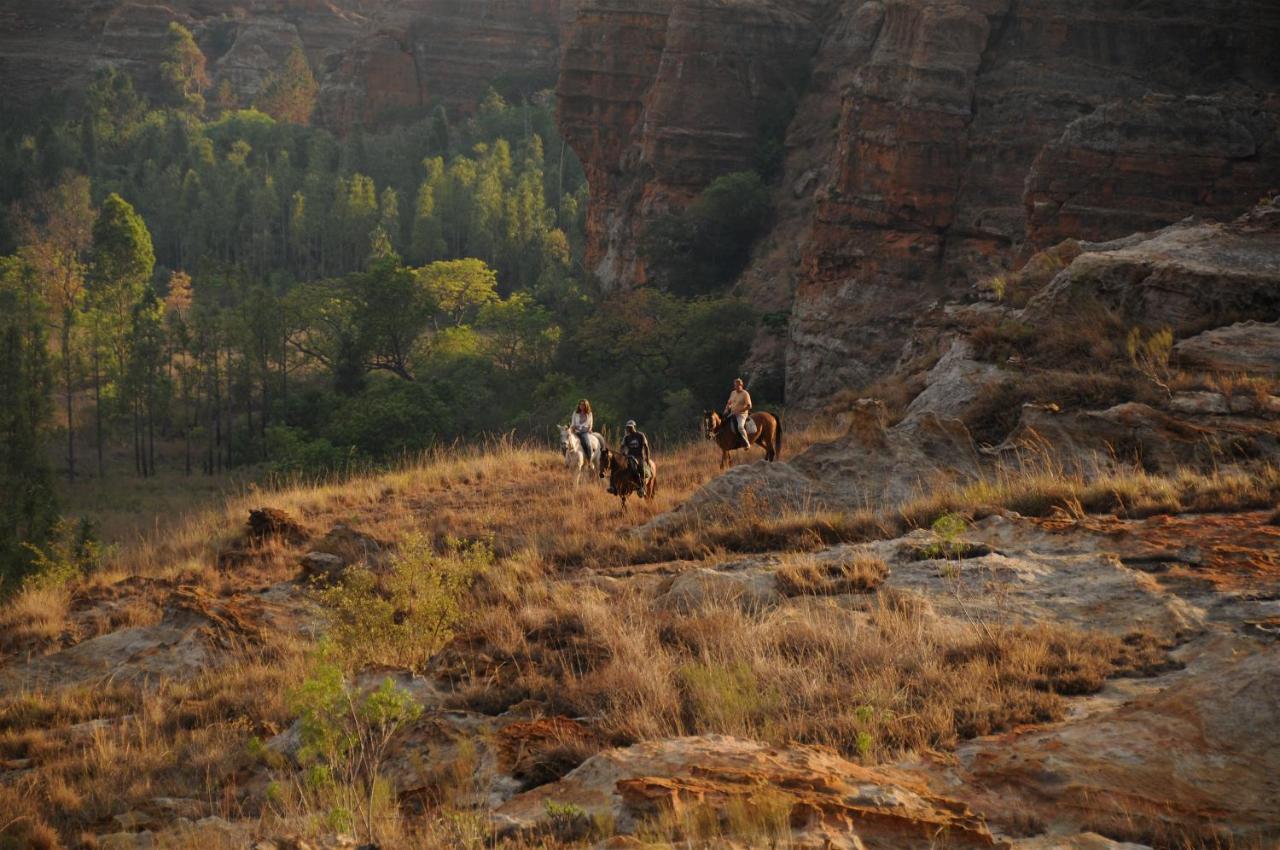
[316,532,490,672]
[289,654,424,842]
[20,517,108,591]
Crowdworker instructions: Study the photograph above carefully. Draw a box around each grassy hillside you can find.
[4,421,1277,847]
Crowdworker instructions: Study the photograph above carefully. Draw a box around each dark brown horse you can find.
[703,410,781,469]
[598,447,656,508]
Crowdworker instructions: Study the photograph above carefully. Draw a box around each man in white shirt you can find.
[723,378,752,449]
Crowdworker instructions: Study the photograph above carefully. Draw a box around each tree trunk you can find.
[63,319,75,482]
[94,348,104,478]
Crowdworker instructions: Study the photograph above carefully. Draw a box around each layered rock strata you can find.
[556,0,1280,405]
[0,0,574,131]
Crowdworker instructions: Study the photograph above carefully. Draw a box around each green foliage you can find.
[542,801,595,843]
[925,512,968,560]
[0,257,58,591]
[643,171,771,297]
[160,22,209,113]
[416,258,498,326]
[316,533,490,673]
[564,289,758,431]
[0,63,773,485]
[289,650,424,841]
[255,43,318,125]
[21,517,108,592]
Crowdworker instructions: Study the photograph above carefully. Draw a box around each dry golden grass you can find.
[0,637,307,843]
[0,585,70,655]
[4,424,1275,849]
[773,552,888,597]
[443,582,1169,763]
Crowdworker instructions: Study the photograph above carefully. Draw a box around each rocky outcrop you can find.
[1022,202,1280,336]
[557,0,835,287]
[1175,321,1280,376]
[784,0,1280,404]
[996,402,1280,474]
[946,645,1280,845]
[1024,96,1279,251]
[0,0,573,131]
[555,0,1280,404]
[0,584,312,689]
[496,734,1002,848]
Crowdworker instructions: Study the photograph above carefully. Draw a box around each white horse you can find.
[558,424,605,486]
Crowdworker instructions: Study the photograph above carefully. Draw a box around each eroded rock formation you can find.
[0,0,574,131]
[556,0,1280,404]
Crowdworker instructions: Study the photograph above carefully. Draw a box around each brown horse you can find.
[598,447,656,508]
[703,410,781,469]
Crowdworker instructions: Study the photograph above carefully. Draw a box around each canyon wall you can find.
[0,0,575,130]
[557,0,1280,405]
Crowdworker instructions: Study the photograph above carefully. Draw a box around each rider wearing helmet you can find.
[616,420,651,494]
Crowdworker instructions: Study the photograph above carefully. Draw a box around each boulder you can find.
[792,404,981,507]
[247,507,308,545]
[1169,392,1230,416]
[299,551,347,583]
[1175,321,1280,376]
[995,402,1279,473]
[1022,208,1280,337]
[652,567,781,614]
[945,646,1280,845]
[904,338,1003,422]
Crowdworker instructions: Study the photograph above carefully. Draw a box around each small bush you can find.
[20,518,108,592]
[317,532,491,672]
[289,655,424,843]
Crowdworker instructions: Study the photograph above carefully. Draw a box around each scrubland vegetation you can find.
[3,414,1272,848]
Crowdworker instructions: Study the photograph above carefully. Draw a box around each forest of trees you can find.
[0,25,765,590]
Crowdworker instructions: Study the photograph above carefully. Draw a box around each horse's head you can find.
[557,424,572,451]
[702,410,720,440]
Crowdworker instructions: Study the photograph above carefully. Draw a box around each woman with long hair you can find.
[570,399,593,457]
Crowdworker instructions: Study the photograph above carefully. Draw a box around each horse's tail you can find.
[774,414,782,461]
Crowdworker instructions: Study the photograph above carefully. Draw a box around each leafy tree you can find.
[89,193,155,475]
[256,43,319,126]
[212,78,238,114]
[0,257,59,590]
[161,22,210,113]
[564,290,758,430]
[478,291,559,373]
[416,258,498,327]
[125,286,167,476]
[14,173,96,480]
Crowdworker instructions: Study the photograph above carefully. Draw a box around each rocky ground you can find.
[2,484,1276,848]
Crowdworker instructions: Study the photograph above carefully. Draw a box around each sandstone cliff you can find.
[556,0,1280,405]
[0,0,575,130]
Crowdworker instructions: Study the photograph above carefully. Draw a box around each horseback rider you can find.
[614,420,651,494]
[724,378,752,449]
[570,399,594,458]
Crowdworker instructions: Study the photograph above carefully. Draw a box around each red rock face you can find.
[0,0,574,131]
[557,0,1280,405]
[557,0,832,287]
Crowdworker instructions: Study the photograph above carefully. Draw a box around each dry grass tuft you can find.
[0,585,71,655]
[774,553,887,597]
